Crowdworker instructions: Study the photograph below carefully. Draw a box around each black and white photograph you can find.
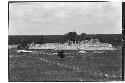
[8,1,123,82]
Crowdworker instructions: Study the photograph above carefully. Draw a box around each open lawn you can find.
[9,48,122,82]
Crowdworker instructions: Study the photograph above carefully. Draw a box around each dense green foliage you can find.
[8,34,122,46]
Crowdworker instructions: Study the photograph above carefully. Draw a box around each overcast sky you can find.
[9,2,122,35]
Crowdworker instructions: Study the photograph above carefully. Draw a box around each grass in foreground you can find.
[9,48,122,82]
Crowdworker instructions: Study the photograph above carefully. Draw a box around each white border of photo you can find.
[0,0,123,83]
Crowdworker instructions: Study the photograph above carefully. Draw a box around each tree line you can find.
[8,32,122,47]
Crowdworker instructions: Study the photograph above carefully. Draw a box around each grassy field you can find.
[9,48,122,82]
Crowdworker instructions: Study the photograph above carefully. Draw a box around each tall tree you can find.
[79,33,87,41]
[64,31,77,43]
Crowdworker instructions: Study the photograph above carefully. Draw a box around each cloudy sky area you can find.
[9,2,122,35]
